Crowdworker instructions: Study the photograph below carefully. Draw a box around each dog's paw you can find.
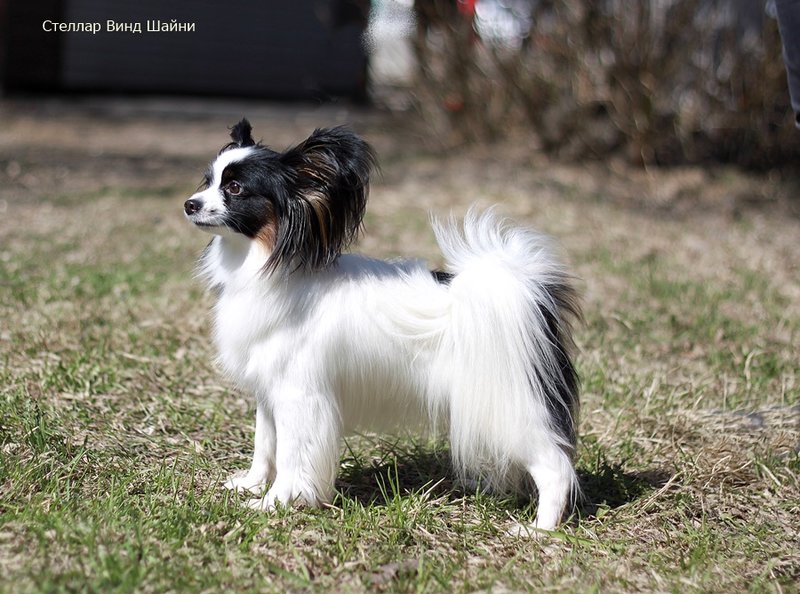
[505,521,550,539]
[223,472,267,496]
[245,490,295,512]
[245,485,314,512]
[245,496,278,512]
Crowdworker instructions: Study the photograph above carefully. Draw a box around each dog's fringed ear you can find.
[267,127,376,272]
[229,118,256,147]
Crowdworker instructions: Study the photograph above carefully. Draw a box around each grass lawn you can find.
[1,100,798,593]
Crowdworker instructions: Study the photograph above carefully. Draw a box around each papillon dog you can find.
[184,119,580,531]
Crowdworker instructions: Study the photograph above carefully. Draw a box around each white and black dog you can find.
[184,119,580,531]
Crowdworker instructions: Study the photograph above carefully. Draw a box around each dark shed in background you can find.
[1,0,370,100]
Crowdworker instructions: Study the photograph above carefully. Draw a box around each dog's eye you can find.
[227,181,243,196]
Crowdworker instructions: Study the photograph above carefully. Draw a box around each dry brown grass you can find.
[0,98,798,593]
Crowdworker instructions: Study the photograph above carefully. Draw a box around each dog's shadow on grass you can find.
[334,438,669,515]
[335,441,461,506]
[576,463,672,519]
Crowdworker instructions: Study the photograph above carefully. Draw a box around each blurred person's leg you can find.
[774,0,800,127]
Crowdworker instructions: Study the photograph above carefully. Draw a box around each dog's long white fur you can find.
[201,208,578,530]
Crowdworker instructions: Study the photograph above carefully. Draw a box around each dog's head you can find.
[184,118,376,272]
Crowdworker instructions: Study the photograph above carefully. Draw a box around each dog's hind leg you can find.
[526,445,576,532]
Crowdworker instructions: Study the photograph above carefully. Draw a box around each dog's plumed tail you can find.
[431,209,580,511]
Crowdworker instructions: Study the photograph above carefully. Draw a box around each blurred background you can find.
[1,0,797,168]
[1,4,799,591]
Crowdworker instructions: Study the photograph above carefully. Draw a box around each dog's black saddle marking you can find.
[431,270,455,285]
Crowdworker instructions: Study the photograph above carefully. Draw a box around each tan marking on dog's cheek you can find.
[255,204,279,252]
[256,221,278,252]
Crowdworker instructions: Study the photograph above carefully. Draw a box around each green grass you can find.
[1,144,798,593]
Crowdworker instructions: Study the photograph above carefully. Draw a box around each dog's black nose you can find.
[184,198,202,215]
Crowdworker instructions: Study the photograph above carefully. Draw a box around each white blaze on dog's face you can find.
[183,147,259,235]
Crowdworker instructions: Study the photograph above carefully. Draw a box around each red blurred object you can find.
[457,0,476,17]
[443,94,465,112]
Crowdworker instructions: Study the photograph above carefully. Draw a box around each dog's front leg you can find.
[223,402,276,495]
[247,387,339,511]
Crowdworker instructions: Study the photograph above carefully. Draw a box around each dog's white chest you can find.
[213,288,275,381]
